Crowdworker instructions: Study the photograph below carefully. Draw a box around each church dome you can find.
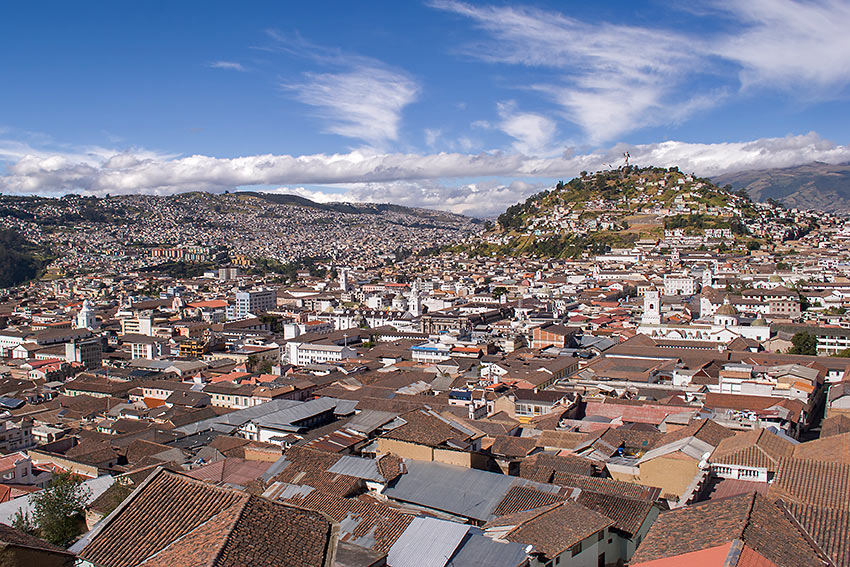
[715,303,739,316]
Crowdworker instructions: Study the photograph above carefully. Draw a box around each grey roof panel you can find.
[383,460,560,522]
[327,455,384,482]
[174,398,331,435]
[345,409,399,435]
[446,532,529,567]
[252,397,340,431]
[388,516,470,567]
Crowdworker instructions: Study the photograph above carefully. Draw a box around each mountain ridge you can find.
[712,161,850,213]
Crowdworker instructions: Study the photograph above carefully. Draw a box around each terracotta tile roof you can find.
[630,493,830,567]
[381,409,475,447]
[185,457,272,487]
[783,501,850,567]
[278,489,412,553]
[376,454,404,484]
[490,435,538,458]
[769,457,850,511]
[550,472,662,501]
[822,414,850,438]
[492,485,568,516]
[792,432,850,465]
[80,469,336,567]
[498,500,613,559]
[575,491,655,537]
[518,452,597,483]
[705,478,769,501]
[269,447,362,498]
[123,439,174,466]
[535,430,588,450]
[649,419,734,451]
[710,429,794,472]
[0,522,72,556]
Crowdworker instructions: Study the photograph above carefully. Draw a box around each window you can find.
[571,542,582,557]
[598,529,605,541]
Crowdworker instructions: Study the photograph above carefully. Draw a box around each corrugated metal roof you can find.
[328,455,383,482]
[260,455,289,482]
[253,397,340,431]
[387,516,469,567]
[383,460,560,522]
[334,399,359,416]
[174,398,303,434]
[445,531,529,567]
[262,481,314,501]
[345,409,399,435]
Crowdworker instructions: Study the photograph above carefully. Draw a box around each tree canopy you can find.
[788,331,818,356]
[0,229,51,288]
[12,470,91,546]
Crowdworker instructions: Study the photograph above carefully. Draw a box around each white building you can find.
[232,289,276,320]
[75,299,99,330]
[663,274,697,296]
[639,299,770,344]
[287,342,356,365]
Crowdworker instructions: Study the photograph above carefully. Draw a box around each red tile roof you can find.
[79,468,337,567]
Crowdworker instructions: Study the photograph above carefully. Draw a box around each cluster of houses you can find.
[2,217,850,565]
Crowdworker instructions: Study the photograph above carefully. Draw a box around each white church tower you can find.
[409,281,422,317]
[76,299,97,330]
[642,290,662,325]
[702,268,713,288]
[339,268,349,292]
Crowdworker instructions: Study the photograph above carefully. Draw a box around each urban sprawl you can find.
[1,171,850,567]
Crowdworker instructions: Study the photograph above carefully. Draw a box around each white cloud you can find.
[713,0,850,94]
[2,133,848,215]
[496,102,557,155]
[431,0,850,143]
[431,1,710,143]
[424,128,441,148]
[208,61,247,72]
[286,64,419,148]
[278,179,545,217]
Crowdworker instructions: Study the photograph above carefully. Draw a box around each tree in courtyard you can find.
[788,331,818,356]
[12,471,90,546]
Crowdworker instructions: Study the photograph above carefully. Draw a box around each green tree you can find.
[788,331,818,356]
[14,471,90,546]
[492,286,508,299]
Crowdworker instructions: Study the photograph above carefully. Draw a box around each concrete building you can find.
[232,289,276,320]
[287,342,356,365]
[65,339,102,369]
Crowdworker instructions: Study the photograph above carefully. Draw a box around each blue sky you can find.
[2,0,850,216]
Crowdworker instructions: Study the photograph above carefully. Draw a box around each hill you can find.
[713,162,850,213]
[0,191,481,279]
[0,229,53,288]
[458,166,808,259]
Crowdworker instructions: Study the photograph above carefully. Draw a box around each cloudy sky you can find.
[2,0,850,216]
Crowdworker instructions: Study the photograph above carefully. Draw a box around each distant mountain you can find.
[234,191,470,222]
[712,162,850,213]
